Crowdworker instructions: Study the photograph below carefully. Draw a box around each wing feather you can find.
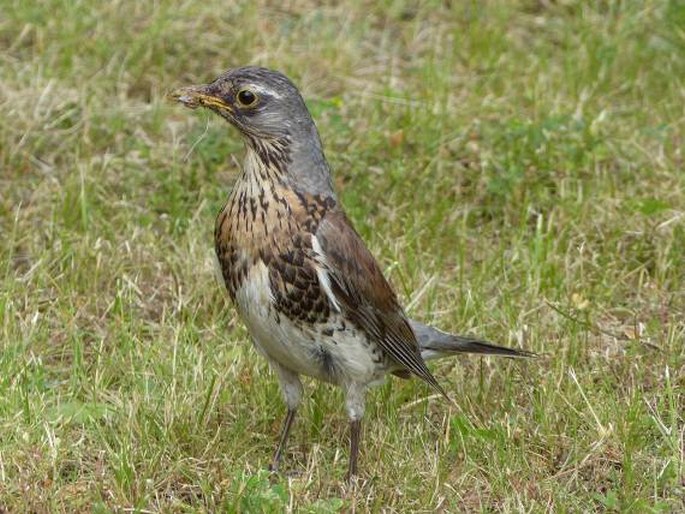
[315,210,447,397]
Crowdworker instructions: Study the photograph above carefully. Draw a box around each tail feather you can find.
[410,319,535,360]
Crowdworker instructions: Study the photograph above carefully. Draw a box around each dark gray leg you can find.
[269,363,302,472]
[347,419,362,480]
[344,383,366,482]
[270,408,296,472]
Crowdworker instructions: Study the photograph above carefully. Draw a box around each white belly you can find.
[234,261,385,386]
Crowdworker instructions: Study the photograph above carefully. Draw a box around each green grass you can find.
[1,0,684,511]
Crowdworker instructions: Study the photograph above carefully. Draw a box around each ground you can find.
[1,0,683,512]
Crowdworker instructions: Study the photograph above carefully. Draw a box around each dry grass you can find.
[1,0,684,511]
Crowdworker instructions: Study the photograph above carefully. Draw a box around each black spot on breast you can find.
[282,264,296,283]
[258,188,269,210]
[215,240,249,301]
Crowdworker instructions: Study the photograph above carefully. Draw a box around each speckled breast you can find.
[214,162,337,328]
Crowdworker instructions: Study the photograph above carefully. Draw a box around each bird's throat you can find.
[242,128,336,199]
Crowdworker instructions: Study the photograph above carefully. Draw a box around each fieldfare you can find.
[170,66,532,480]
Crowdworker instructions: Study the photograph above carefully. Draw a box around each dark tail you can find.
[410,319,535,361]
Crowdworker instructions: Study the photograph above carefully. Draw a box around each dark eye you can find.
[237,88,258,107]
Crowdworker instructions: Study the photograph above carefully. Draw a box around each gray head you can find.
[171,66,335,197]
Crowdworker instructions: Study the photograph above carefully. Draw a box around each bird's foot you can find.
[268,463,303,482]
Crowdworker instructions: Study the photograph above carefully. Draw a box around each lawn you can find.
[1,0,683,511]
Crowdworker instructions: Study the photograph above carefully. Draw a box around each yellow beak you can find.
[168,85,232,112]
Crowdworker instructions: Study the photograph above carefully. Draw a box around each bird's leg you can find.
[344,382,366,481]
[269,362,303,473]
[348,418,362,480]
[270,408,296,472]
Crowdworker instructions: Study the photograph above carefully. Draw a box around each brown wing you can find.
[316,210,447,397]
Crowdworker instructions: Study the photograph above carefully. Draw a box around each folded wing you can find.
[314,210,447,397]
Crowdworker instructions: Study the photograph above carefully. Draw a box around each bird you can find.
[169,66,533,480]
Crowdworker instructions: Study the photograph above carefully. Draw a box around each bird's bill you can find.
[168,84,231,112]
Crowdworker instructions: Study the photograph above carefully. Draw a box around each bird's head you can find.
[170,66,313,141]
[170,66,334,197]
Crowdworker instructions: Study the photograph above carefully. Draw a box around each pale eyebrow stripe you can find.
[244,83,283,100]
